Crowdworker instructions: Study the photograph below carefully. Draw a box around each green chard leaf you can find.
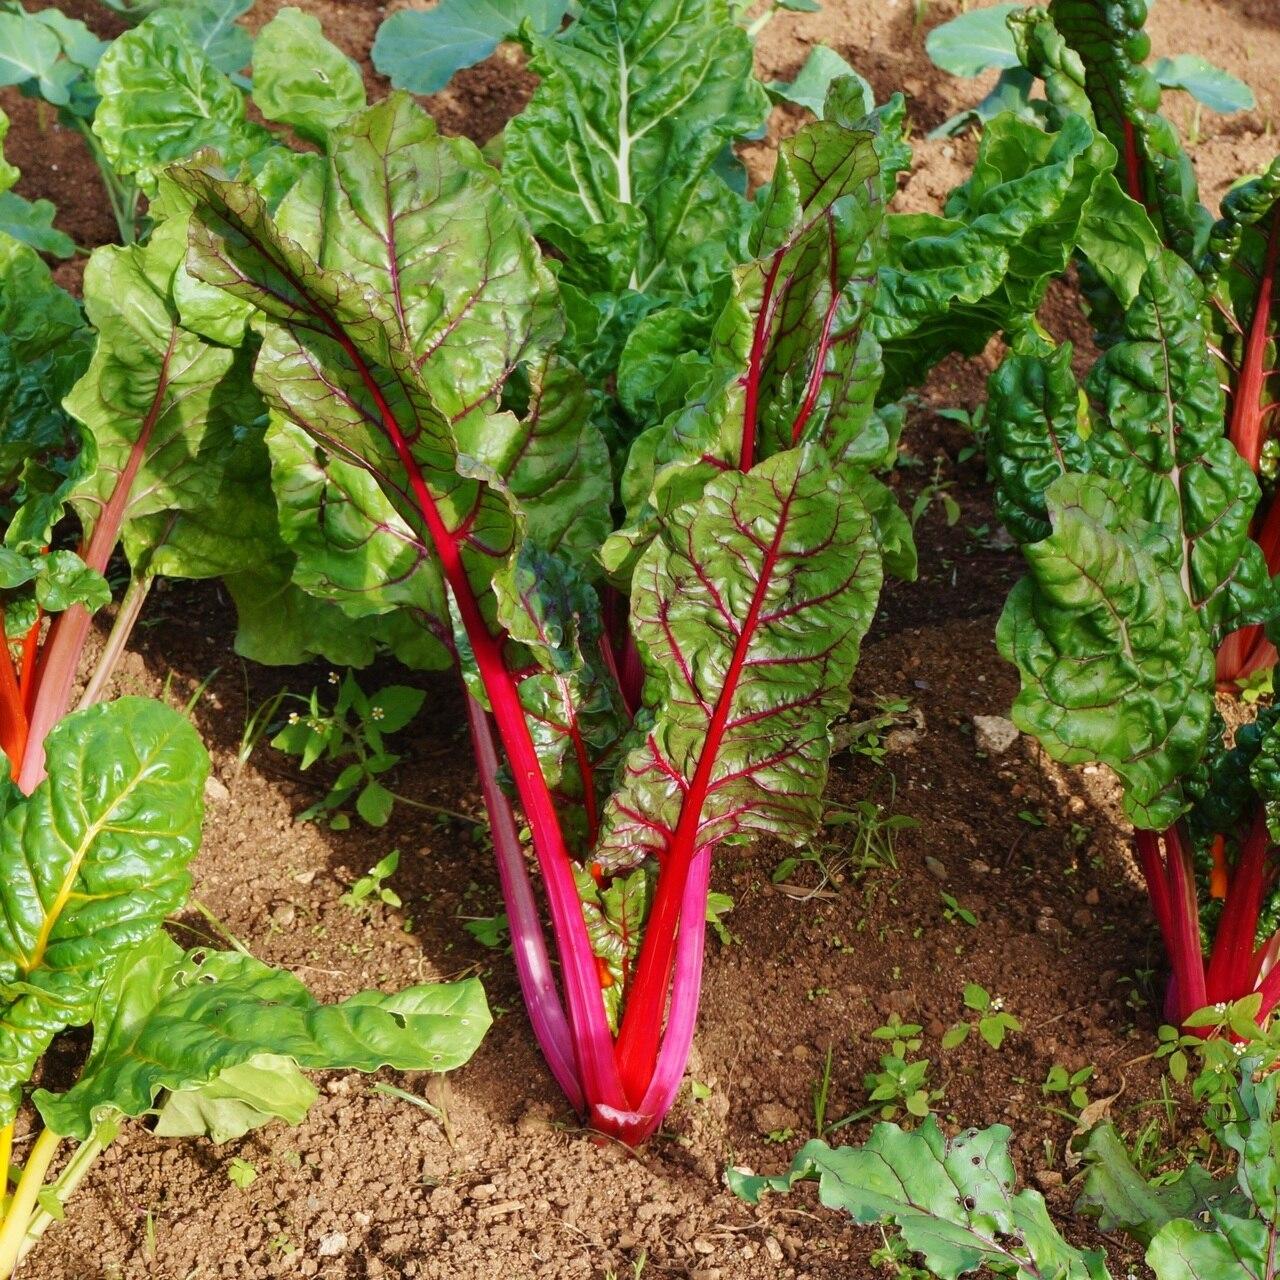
[35,931,491,1141]
[986,337,1092,545]
[263,417,454,667]
[252,7,366,145]
[177,92,558,640]
[729,1121,1109,1279]
[875,111,1115,397]
[93,8,271,193]
[502,0,769,299]
[0,699,207,1126]
[1087,251,1270,638]
[596,442,882,872]
[458,350,613,570]
[1046,0,1208,263]
[0,234,92,563]
[66,206,260,561]
[997,472,1215,830]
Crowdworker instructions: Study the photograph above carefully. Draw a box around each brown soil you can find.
[4,1,1280,1277]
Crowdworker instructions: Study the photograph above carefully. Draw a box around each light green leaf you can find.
[154,1053,317,1143]
[456,352,612,568]
[252,7,365,144]
[93,9,271,192]
[35,932,491,1140]
[769,47,868,118]
[66,212,259,553]
[502,0,768,297]
[0,700,207,1126]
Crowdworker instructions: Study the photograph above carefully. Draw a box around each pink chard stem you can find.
[466,694,584,1111]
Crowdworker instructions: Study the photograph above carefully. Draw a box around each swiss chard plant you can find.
[976,0,1280,1028]
[162,0,934,1144]
[0,696,489,1278]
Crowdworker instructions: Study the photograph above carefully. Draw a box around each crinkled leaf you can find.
[729,1121,1108,1280]
[876,113,1113,397]
[987,338,1092,544]
[1088,251,1270,637]
[1199,158,1280,501]
[502,0,768,298]
[576,863,652,1028]
[264,417,452,649]
[93,9,271,192]
[252,7,365,145]
[1046,0,1207,263]
[0,699,207,1127]
[35,930,491,1140]
[372,0,569,96]
[997,472,1215,829]
[597,443,882,871]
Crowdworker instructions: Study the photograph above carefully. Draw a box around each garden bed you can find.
[5,0,1280,1276]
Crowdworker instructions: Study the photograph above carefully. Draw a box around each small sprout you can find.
[340,850,402,913]
[227,1158,258,1190]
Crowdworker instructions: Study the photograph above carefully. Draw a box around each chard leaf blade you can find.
[597,442,882,871]
[35,932,491,1141]
[997,472,1215,829]
[0,700,207,1127]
